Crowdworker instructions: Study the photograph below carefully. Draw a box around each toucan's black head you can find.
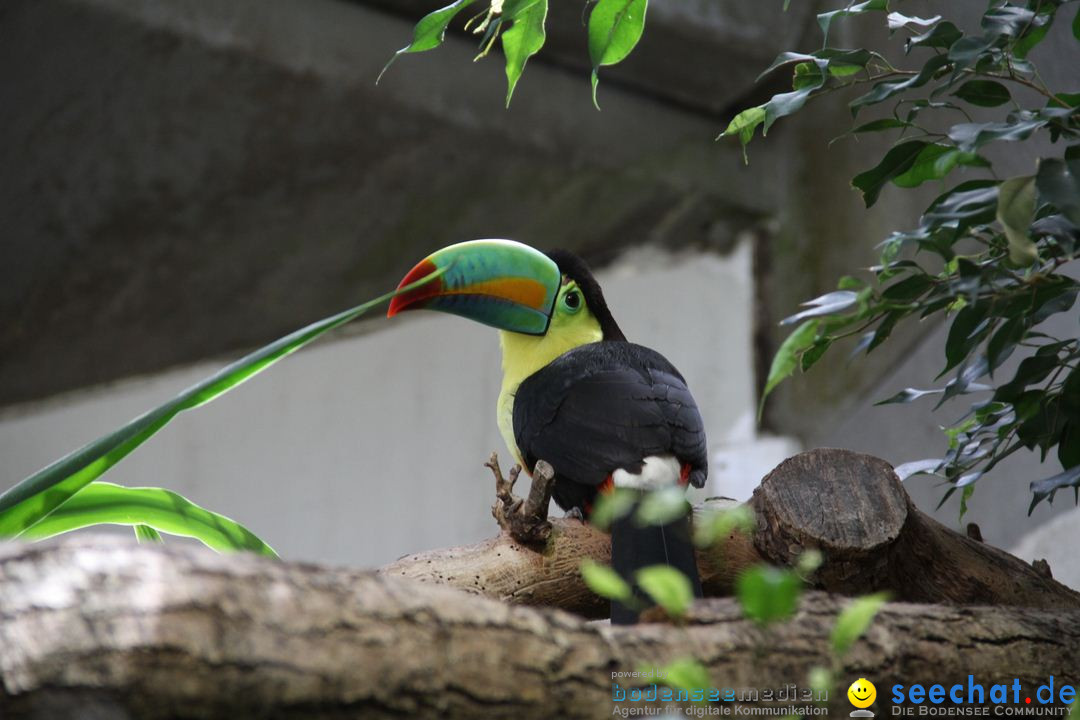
[545,250,627,342]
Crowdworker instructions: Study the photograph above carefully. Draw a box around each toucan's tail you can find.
[610,502,703,625]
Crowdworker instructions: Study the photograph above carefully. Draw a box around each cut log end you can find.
[751,448,908,588]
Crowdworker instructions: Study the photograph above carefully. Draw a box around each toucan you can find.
[387,239,706,623]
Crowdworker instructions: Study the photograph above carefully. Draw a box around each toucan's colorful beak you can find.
[387,239,561,335]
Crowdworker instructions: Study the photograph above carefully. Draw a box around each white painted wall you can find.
[0,245,781,567]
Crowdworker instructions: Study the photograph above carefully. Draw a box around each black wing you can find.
[513,342,707,511]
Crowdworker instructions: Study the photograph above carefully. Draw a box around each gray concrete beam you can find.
[0,0,782,406]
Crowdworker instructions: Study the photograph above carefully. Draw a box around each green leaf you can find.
[987,316,1025,373]
[922,181,999,230]
[807,666,833,697]
[378,0,477,82]
[849,55,949,116]
[996,175,1038,265]
[588,0,648,109]
[958,484,975,522]
[982,5,1044,38]
[906,21,962,51]
[719,105,766,162]
[830,592,889,655]
[894,458,942,480]
[793,61,824,90]
[995,354,1061,403]
[759,320,820,415]
[867,309,903,352]
[580,559,634,604]
[948,118,1046,153]
[876,387,944,405]
[817,0,888,44]
[801,338,832,372]
[942,303,990,377]
[134,524,163,544]
[1013,8,1053,60]
[852,140,928,207]
[1048,92,1080,109]
[693,505,755,548]
[502,0,548,107]
[887,12,940,32]
[1063,366,1080,419]
[1036,148,1080,225]
[763,60,829,134]
[659,658,710,693]
[1029,465,1080,513]
[636,565,694,617]
[881,273,932,301]
[21,482,278,557]
[634,487,690,527]
[892,144,989,189]
[757,52,815,81]
[588,488,636,530]
[796,549,823,576]
[953,80,1011,107]
[851,118,909,134]
[1061,423,1080,472]
[947,34,997,73]
[736,565,802,626]
[0,269,446,538]
[781,290,858,325]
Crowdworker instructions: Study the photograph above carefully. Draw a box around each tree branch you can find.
[1,536,1077,719]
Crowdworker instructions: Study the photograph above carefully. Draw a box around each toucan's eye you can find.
[562,290,582,313]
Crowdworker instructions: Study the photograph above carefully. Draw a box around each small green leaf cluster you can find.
[382,0,649,107]
[580,558,696,618]
[580,487,695,618]
[737,1,1080,514]
[589,486,692,531]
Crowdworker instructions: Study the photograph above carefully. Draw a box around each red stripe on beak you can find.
[387,259,440,317]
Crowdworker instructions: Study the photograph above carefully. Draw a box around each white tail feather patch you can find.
[612,455,681,491]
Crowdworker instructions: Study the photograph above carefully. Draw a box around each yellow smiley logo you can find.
[847,678,876,708]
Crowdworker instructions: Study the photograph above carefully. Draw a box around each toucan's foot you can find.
[564,507,585,522]
[486,452,554,546]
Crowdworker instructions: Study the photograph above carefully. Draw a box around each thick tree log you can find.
[753,449,1080,607]
[383,449,1080,615]
[1,537,1078,719]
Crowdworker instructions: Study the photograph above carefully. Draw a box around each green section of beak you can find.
[387,239,561,335]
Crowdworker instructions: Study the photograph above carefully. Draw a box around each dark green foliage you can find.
[744,1,1080,515]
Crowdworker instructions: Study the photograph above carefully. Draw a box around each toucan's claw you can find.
[564,507,585,522]
[487,451,554,546]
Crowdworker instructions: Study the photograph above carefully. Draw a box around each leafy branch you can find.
[735,0,1080,515]
[380,0,649,107]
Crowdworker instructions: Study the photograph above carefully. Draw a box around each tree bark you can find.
[383,449,1080,615]
[1,536,1077,720]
